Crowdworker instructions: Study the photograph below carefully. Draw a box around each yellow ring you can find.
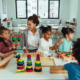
[35,61,41,64]
[18,59,24,62]
[17,69,25,71]
[26,66,32,68]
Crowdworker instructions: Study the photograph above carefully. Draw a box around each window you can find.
[16,0,27,19]
[16,0,60,19]
[38,0,48,18]
[49,0,60,19]
[27,0,37,17]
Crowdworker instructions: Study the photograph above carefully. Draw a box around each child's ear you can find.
[33,22,37,27]
[34,23,36,26]
[66,34,69,38]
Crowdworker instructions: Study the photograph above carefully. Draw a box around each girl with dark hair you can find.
[54,27,74,52]
[21,14,42,53]
[37,26,57,56]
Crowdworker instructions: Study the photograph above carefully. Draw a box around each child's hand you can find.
[50,45,59,50]
[16,42,20,48]
[11,51,17,54]
[23,49,29,53]
[12,43,16,49]
[49,47,53,50]
[54,45,59,50]
[7,51,17,55]
[9,54,15,59]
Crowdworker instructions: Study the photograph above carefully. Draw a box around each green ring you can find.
[27,62,32,65]
[35,63,41,66]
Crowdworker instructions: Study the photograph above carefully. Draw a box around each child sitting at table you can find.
[0,26,19,53]
[0,51,16,67]
[54,27,74,52]
[37,26,58,56]
[64,38,80,80]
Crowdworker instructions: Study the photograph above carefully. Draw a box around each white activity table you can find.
[0,53,74,80]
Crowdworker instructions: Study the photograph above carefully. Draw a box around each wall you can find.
[0,0,7,22]
[1,0,80,39]
[0,0,1,19]
[69,0,80,39]
[6,0,71,27]
[70,0,78,21]
[76,0,80,38]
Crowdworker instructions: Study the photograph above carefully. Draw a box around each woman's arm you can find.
[21,31,29,53]
[21,31,27,50]
[0,54,15,67]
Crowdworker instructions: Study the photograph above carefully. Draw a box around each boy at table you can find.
[64,38,80,80]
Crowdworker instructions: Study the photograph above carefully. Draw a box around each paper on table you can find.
[54,57,77,66]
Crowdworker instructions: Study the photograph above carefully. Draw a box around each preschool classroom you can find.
[0,0,80,80]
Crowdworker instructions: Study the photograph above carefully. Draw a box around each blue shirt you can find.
[64,63,80,80]
[59,38,72,52]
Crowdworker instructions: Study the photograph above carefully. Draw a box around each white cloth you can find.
[27,29,40,50]
[37,38,52,56]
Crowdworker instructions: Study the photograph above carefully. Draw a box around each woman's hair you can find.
[73,38,80,64]
[28,14,39,26]
[61,27,74,37]
[40,25,51,33]
[0,26,10,47]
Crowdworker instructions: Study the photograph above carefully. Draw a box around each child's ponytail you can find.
[61,27,74,37]
[40,25,51,33]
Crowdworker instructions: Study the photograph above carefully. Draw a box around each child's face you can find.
[27,20,36,31]
[44,31,51,40]
[1,30,10,40]
[68,33,74,39]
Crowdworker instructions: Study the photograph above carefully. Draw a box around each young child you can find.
[0,26,19,53]
[37,26,56,56]
[0,51,15,67]
[64,38,80,80]
[54,27,74,52]
[21,14,42,53]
